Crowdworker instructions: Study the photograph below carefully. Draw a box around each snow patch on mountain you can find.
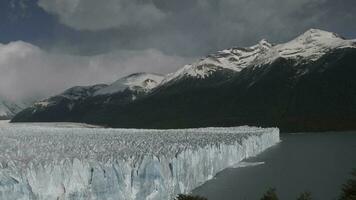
[34,84,107,109]
[162,29,356,84]
[256,29,356,65]
[162,39,272,83]
[30,73,164,112]
[0,125,279,200]
[95,73,165,96]
[61,84,108,100]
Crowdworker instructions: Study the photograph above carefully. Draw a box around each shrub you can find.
[261,188,279,200]
[297,192,312,200]
[339,169,356,200]
[175,194,208,200]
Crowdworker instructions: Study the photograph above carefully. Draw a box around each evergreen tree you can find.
[297,192,312,200]
[340,169,356,200]
[261,188,279,200]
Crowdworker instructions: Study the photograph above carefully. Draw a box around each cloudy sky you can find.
[0,0,356,100]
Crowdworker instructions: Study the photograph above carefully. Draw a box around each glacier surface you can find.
[0,123,279,200]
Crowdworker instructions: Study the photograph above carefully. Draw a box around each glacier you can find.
[0,123,279,200]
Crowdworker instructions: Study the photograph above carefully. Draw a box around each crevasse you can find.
[0,125,280,200]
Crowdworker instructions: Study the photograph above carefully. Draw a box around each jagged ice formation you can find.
[0,124,279,200]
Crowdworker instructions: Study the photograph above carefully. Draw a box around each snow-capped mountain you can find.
[94,73,164,96]
[33,84,107,110]
[34,73,163,108]
[161,29,355,85]
[256,29,356,64]
[17,73,165,122]
[12,29,356,132]
[162,39,272,83]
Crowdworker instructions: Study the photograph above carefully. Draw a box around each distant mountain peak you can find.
[30,73,165,113]
[61,84,108,100]
[298,28,343,40]
[258,38,273,48]
[161,29,356,85]
[94,73,164,96]
[162,39,273,84]
[259,28,356,63]
[0,96,29,119]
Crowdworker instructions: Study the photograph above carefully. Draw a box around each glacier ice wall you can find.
[0,125,279,200]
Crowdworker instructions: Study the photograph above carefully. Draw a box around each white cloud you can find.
[0,41,188,100]
[37,0,165,30]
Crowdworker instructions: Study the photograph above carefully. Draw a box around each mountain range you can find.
[12,29,356,132]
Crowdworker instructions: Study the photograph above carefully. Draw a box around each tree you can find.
[340,169,356,200]
[297,192,312,200]
[175,194,208,200]
[261,188,279,200]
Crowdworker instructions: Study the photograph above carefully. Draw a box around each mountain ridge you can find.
[12,29,356,132]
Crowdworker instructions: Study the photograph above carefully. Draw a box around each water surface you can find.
[193,132,356,200]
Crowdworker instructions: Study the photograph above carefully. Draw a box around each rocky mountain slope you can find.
[12,29,356,132]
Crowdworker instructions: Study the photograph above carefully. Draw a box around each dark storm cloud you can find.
[37,0,165,31]
[37,0,356,57]
[1,0,356,101]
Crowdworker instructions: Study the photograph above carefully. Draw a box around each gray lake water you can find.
[193,132,356,200]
